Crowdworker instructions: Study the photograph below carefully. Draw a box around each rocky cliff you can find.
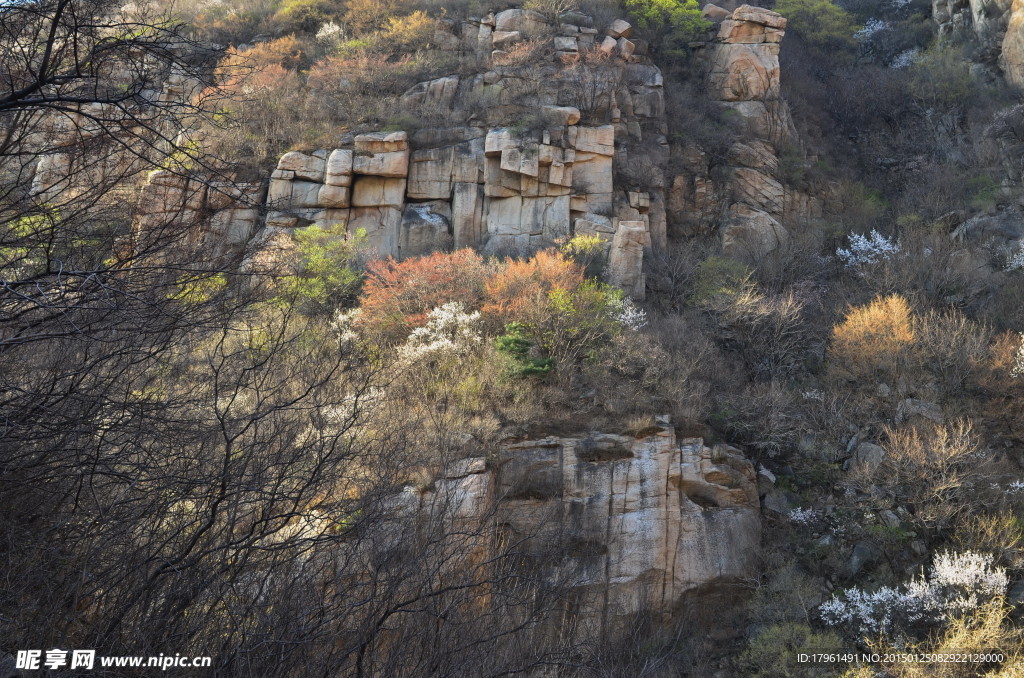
[933,0,1024,86]
[403,421,760,631]
[132,4,813,293]
[669,4,820,259]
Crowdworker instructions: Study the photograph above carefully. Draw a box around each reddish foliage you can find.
[359,249,490,340]
[482,251,584,323]
[358,249,587,342]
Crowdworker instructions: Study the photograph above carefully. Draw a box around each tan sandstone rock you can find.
[607,220,647,299]
[1002,0,1024,88]
[353,132,410,177]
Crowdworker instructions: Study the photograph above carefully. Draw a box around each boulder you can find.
[844,442,887,473]
[703,3,731,22]
[573,125,615,155]
[324,151,353,188]
[574,213,616,235]
[844,541,880,578]
[541,105,581,126]
[952,206,1024,246]
[289,180,322,208]
[729,167,784,214]
[267,172,293,205]
[607,18,634,38]
[554,35,579,52]
[351,177,407,207]
[491,30,522,48]
[277,151,325,182]
[353,146,410,178]
[354,130,409,154]
[895,399,945,426]
[722,203,788,258]
[408,146,455,199]
[352,132,410,177]
[731,4,788,29]
[484,128,517,155]
[318,184,350,208]
[571,151,614,194]
[494,8,548,36]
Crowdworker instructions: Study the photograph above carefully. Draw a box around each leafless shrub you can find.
[850,420,988,534]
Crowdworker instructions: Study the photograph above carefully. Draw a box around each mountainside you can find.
[5,0,1024,675]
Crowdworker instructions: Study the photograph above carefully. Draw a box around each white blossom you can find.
[331,308,361,346]
[608,297,648,331]
[1011,333,1024,379]
[789,507,821,526]
[315,21,346,48]
[836,229,902,269]
[856,18,888,40]
[1005,243,1024,272]
[821,551,1007,634]
[397,302,482,362]
[890,48,920,69]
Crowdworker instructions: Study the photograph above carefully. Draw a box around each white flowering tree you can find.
[820,551,1008,636]
[398,302,483,363]
[836,229,902,270]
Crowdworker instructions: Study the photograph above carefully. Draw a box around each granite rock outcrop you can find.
[397,421,760,631]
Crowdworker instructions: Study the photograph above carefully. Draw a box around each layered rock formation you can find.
[129,4,821,293]
[933,0,1024,86]
[136,169,263,250]
[262,125,621,261]
[402,421,760,629]
[668,4,820,258]
[131,10,678,297]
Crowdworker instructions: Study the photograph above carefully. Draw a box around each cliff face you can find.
[933,0,1024,86]
[404,422,760,631]
[668,5,820,259]
[133,4,817,290]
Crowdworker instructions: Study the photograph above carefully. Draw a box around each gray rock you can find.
[1008,579,1024,606]
[607,19,633,38]
[845,541,880,578]
[895,399,945,426]
[878,509,901,528]
[952,206,1024,245]
[762,488,794,515]
[844,442,886,473]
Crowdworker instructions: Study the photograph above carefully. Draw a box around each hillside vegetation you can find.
[3,0,1024,676]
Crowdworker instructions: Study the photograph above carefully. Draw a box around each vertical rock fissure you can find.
[601,459,617,632]
[661,438,680,614]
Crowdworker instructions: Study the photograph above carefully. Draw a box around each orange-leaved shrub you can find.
[482,250,584,325]
[358,248,615,359]
[829,294,917,381]
[359,249,491,341]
